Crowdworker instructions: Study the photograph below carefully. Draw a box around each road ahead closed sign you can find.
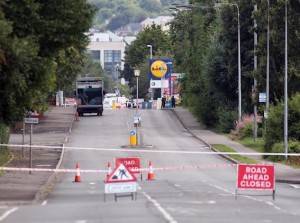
[237,164,275,190]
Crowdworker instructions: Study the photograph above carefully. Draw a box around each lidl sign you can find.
[149,59,172,80]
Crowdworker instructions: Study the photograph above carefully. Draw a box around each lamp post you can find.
[115,64,120,96]
[147,45,153,59]
[134,69,140,146]
[284,1,288,159]
[215,3,242,122]
[266,0,270,115]
[147,45,153,101]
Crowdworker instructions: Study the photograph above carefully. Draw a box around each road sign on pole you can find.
[24,118,39,124]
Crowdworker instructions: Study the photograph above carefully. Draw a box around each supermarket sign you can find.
[237,164,275,190]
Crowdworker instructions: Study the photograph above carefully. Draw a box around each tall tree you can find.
[123,24,172,93]
[0,0,96,125]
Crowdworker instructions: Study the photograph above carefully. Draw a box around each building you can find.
[140,16,174,32]
[86,31,129,81]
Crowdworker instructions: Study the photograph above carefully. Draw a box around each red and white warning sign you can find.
[115,157,141,174]
[237,164,275,190]
[106,163,136,183]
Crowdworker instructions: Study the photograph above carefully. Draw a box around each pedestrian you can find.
[171,95,176,108]
[161,96,166,109]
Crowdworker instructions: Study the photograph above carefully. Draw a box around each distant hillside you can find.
[88,0,188,31]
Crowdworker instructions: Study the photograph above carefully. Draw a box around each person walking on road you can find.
[161,96,166,109]
[171,95,176,108]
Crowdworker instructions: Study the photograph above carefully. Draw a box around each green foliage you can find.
[265,93,300,152]
[218,108,236,133]
[0,122,11,167]
[268,140,300,166]
[123,24,172,90]
[89,0,189,30]
[0,1,96,125]
[212,144,258,164]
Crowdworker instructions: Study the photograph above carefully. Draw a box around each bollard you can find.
[130,130,137,146]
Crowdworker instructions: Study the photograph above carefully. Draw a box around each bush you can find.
[230,114,262,140]
[265,93,300,153]
[0,122,11,167]
[268,140,300,165]
[218,108,236,133]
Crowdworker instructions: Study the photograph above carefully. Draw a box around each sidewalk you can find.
[0,106,76,205]
[172,107,300,184]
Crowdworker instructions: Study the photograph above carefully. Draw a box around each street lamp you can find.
[115,64,120,96]
[147,45,153,59]
[147,45,153,101]
[134,69,140,146]
[214,2,242,122]
[284,1,288,159]
[266,0,270,115]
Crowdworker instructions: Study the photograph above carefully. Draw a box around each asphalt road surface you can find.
[1,109,300,223]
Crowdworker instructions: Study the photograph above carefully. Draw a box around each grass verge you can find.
[0,146,12,175]
[236,137,265,153]
[212,144,258,164]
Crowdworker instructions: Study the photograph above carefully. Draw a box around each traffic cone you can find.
[147,161,155,180]
[74,163,81,182]
[106,162,111,180]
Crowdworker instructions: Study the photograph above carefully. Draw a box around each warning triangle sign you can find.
[106,163,136,183]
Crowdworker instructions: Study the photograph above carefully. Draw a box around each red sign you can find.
[115,157,141,174]
[106,163,136,183]
[237,164,275,190]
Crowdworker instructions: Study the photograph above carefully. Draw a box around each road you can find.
[1,109,300,222]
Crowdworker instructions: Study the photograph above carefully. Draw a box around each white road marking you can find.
[289,184,300,189]
[0,207,18,222]
[76,221,87,223]
[202,180,298,216]
[41,200,48,206]
[141,191,177,223]
[89,182,96,185]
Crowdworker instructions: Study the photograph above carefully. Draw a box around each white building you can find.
[86,31,131,81]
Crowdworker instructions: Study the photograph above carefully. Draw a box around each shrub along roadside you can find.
[0,123,12,174]
[212,144,257,164]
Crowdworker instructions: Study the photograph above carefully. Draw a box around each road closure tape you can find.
[0,163,236,174]
[1,143,300,157]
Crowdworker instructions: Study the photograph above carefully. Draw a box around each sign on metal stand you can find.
[115,157,142,180]
[236,164,275,200]
[24,118,39,174]
[104,163,137,202]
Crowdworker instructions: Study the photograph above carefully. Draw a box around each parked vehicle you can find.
[75,77,104,116]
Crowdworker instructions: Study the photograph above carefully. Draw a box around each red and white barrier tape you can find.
[0,163,236,173]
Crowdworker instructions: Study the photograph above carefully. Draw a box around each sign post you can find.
[24,118,39,174]
[236,164,275,200]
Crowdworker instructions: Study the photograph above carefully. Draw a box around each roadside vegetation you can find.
[212,144,257,164]
[168,0,300,164]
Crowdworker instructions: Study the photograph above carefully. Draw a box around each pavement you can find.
[1,105,300,205]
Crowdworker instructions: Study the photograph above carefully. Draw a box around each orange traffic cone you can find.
[74,163,81,182]
[147,161,155,180]
[106,162,112,180]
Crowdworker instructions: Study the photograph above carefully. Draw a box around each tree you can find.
[0,0,96,124]
[123,24,172,94]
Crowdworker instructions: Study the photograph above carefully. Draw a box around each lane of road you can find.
[1,109,300,222]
